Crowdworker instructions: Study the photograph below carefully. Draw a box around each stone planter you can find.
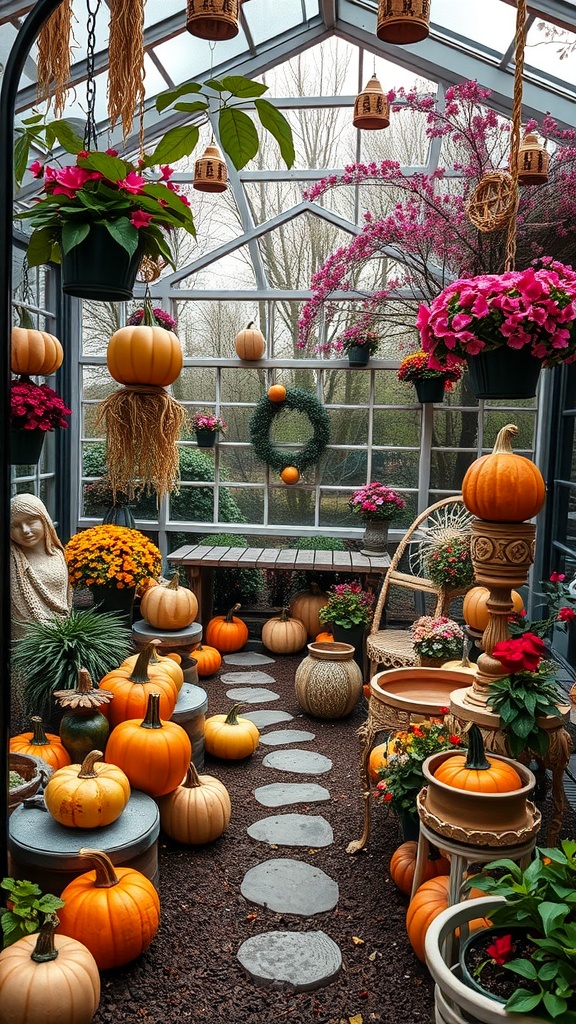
[425,896,547,1024]
[9,752,52,816]
[361,518,389,555]
[295,641,363,719]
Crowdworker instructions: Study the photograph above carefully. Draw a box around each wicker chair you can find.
[366,496,473,678]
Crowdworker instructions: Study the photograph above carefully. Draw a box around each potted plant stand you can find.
[425,896,548,1024]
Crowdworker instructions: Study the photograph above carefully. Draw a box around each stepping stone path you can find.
[227,655,342,993]
[226,686,280,704]
[258,729,315,746]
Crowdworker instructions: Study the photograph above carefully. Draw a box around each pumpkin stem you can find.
[226,603,242,622]
[77,667,95,693]
[30,715,49,746]
[183,762,202,788]
[224,703,244,725]
[30,920,60,963]
[246,321,255,329]
[78,750,104,778]
[129,640,160,682]
[142,293,157,328]
[492,423,519,454]
[279,607,291,622]
[140,692,163,729]
[167,572,180,590]
[309,582,321,595]
[16,304,35,330]
[463,723,490,771]
[78,848,120,888]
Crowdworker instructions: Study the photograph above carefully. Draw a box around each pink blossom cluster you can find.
[190,412,227,433]
[349,482,406,521]
[10,377,72,431]
[418,261,576,369]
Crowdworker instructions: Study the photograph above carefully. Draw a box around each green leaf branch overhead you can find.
[14,75,294,269]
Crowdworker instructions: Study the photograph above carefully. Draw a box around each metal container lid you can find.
[172,682,208,719]
[8,789,159,870]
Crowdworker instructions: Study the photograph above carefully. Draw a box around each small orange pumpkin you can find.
[433,723,523,792]
[315,631,334,643]
[389,840,450,896]
[11,325,64,376]
[261,608,308,654]
[205,603,249,653]
[268,384,286,402]
[406,876,488,961]
[105,693,192,797]
[10,716,71,770]
[368,737,401,783]
[190,644,222,677]
[280,466,299,484]
[140,571,199,630]
[106,324,183,386]
[204,704,260,759]
[57,848,160,970]
[121,642,184,692]
[461,423,546,523]
[99,641,179,728]
[43,750,131,828]
[463,585,524,633]
[235,322,266,360]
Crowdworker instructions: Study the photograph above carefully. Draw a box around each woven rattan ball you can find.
[466,171,516,233]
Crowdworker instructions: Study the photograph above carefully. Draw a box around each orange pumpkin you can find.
[261,608,308,654]
[235,322,266,360]
[190,644,222,677]
[105,693,192,797]
[106,324,183,387]
[205,603,249,653]
[10,716,71,770]
[280,466,299,484]
[289,583,329,638]
[368,737,401,783]
[315,631,334,643]
[99,641,178,729]
[43,750,131,828]
[389,840,450,896]
[406,875,488,961]
[268,384,286,403]
[121,642,184,692]
[461,423,546,523]
[463,585,524,633]
[11,326,64,376]
[433,723,522,792]
[204,704,260,759]
[140,572,199,630]
[57,848,160,970]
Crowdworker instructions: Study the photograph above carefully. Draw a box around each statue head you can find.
[10,493,63,556]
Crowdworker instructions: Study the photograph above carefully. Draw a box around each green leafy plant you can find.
[375,721,464,814]
[424,534,475,590]
[465,842,576,1022]
[318,580,374,629]
[1,878,64,948]
[12,607,133,716]
[14,76,294,269]
[487,633,564,756]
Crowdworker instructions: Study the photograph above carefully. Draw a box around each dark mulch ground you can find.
[93,653,437,1024]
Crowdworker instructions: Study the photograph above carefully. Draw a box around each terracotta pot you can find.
[422,749,536,832]
[295,641,363,719]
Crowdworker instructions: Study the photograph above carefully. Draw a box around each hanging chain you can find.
[84,0,102,151]
[505,0,527,272]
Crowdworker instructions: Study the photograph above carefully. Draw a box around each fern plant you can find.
[12,608,133,718]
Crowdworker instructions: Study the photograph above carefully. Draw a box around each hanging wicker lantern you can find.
[353,75,390,131]
[377,0,430,45]
[193,143,228,193]
[467,171,517,234]
[186,0,240,40]
[516,133,550,187]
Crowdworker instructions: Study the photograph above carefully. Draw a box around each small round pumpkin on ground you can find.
[204,704,260,759]
[290,582,329,638]
[190,644,222,677]
[389,840,450,896]
[262,608,307,654]
[205,603,249,653]
[158,762,231,844]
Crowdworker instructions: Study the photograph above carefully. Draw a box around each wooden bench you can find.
[168,543,391,628]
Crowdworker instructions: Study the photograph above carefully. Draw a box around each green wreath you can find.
[249,387,331,476]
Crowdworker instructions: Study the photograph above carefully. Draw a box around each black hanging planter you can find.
[102,503,136,529]
[414,377,446,403]
[195,429,216,448]
[465,346,542,400]
[61,225,142,301]
[10,428,46,466]
[347,345,371,367]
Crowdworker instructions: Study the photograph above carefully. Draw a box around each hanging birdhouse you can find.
[516,133,550,187]
[377,0,430,45]
[353,75,390,131]
[186,0,240,40]
[193,143,228,193]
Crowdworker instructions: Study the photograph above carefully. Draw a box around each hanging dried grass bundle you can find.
[96,386,187,503]
[108,0,146,143]
[37,0,74,117]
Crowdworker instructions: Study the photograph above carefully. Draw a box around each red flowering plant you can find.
[487,632,564,757]
[375,720,464,814]
[509,571,576,638]
[10,377,71,432]
[397,349,463,390]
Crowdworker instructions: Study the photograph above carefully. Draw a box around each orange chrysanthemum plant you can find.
[65,525,161,594]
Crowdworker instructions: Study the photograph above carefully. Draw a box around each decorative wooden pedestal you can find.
[132,618,203,683]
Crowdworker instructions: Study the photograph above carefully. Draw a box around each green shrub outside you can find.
[199,532,264,610]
